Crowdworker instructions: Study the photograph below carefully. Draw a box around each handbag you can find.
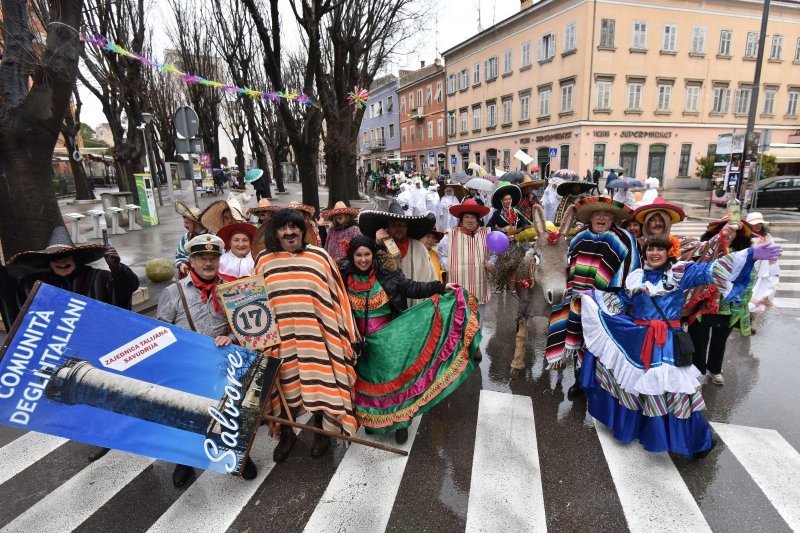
[648,294,694,367]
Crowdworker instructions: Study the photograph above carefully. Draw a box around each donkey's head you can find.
[529,204,573,306]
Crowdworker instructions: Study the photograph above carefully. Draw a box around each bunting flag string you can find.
[347,86,370,109]
[81,33,313,107]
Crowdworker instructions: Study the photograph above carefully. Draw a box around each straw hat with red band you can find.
[633,198,686,225]
[6,226,108,276]
[450,198,491,218]
[573,196,631,224]
[321,201,360,220]
[706,217,754,238]
[216,222,258,251]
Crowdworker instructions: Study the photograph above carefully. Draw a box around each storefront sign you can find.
[534,132,572,143]
[519,138,530,144]
[620,131,672,139]
[594,131,610,138]
[457,143,471,153]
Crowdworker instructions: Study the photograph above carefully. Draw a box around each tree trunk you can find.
[269,142,289,192]
[63,132,95,201]
[324,113,360,206]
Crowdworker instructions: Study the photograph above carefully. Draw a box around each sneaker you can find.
[710,373,725,386]
[697,373,709,385]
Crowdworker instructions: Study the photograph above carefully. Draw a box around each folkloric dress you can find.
[256,245,359,437]
[545,225,640,368]
[749,231,780,314]
[324,222,362,261]
[439,227,491,305]
[579,248,757,456]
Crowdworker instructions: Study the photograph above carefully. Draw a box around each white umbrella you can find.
[464,177,494,192]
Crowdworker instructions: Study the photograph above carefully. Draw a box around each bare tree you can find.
[60,89,96,200]
[0,0,85,257]
[141,40,180,164]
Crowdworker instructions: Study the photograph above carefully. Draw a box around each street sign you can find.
[428,150,435,158]
[548,147,558,158]
[176,137,204,154]
[450,155,457,165]
[173,106,199,139]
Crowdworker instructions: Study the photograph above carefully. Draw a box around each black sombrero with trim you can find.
[358,202,436,240]
[7,226,107,276]
[491,183,522,210]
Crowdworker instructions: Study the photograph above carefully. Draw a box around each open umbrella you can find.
[594,165,605,171]
[464,177,495,192]
[605,177,644,189]
[605,165,625,172]
[549,168,579,181]
[502,170,527,184]
[450,170,470,184]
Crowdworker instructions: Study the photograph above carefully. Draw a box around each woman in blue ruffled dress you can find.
[578,234,781,457]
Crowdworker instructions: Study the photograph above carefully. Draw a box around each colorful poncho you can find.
[256,245,359,437]
[324,223,362,261]
[545,225,640,368]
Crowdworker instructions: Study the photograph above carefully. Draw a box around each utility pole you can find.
[739,0,771,199]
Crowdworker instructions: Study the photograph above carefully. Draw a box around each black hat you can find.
[491,183,522,210]
[7,226,107,277]
[358,202,436,240]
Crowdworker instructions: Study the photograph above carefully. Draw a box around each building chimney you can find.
[421,60,426,68]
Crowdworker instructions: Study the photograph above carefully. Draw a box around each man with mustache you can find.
[256,209,359,463]
[157,233,258,488]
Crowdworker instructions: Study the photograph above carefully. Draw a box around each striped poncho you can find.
[545,225,640,368]
[442,227,491,305]
[256,245,359,437]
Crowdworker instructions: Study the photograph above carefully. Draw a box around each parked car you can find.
[750,176,800,209]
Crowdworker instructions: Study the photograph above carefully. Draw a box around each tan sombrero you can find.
[519,174,546,191]
[200,200,246,233]
[248,198,278,217]
[285,201,316,217]
[174,200,203,224]
[321,201,360,219]
[573,196,631,224]
[633,199,686,225]
[7,226,107,276]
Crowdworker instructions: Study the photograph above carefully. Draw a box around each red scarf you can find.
[189,271,223,313]
[459,226,478,236]
[348,268,377,292]
[504,208,517,225]
[396,238,410,258]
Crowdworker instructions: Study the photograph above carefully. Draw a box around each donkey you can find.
[510,204,575,377]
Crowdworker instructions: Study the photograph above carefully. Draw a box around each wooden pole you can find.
[261,414,408,457]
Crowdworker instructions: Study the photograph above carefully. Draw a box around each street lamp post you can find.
[140,112,163,206]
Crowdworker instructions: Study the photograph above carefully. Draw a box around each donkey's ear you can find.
[532,204,547,237]
[559,206,576,236]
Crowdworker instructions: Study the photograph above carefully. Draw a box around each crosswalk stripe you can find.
[0,433,67,485]
[777,269,800,278]
[777,282,800,291]
[773,297,800,309]
[1,451,154,533]
[778,250,800,257]
[712,422,800,531]
[594,422,712,533]
[776,242,800,248]
[302,417,421,532]
[773,237,788,242]
[465,390,546,533]
[778,259,800,266]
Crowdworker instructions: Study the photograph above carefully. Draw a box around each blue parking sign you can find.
[450,155,457,165]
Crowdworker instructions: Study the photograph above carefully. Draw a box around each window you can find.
[459,110,468,133]
[472,106,482,130]
[485,56,498,80]
[627,81,643,111]
[564,22,577,52]
[502,98,512,124]
[538,88,551,117]
[447,112,456,136]
[788,90,799,116]
[447,74,456,94]
[560,145,570,170]
[685,84,701,113]
[691,27,706,54]
[437,118,443,138]
[596,79,612,110]
[487,102,497,127]
[593,143,606,168]
[401,128,407,144]
[459,69,468,90]
[362,132,367,145]
[657,83,672,112]
[426,86,432,106]
[662,24,677,52]
[771,35,783,60]
[520,93,531,120]
[473,63,481,85]
[600,18,615,48]
[417,89,423,110]
[561,83,574,113]
[679,144,692,176]
[503,49,513,74]
[745,32,758,58]
[503,150,511,169]
[380,126,385,142]
[387,96,393,111]
[521,41,531,68]
[716,30,732,57]
[409,92,414,110]
[733,87,751,115]
[712,84,730,113]
[632,21,647,49]
[795,37,800,61]
[400,96,406,114]
[418,124,424,141]
[436,81,442,102]
[763,86,777,115]
[538,33,556,61]
[410,127,415,142]
[389,124,394,139]
[707,143,717,157]
[427,121,433,140]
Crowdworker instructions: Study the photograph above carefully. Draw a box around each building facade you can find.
[357,75,400,173]
[398,61,447,173]
[443,0,800,188]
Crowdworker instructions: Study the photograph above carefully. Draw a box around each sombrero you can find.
[248,198,279,217]
[491,182,522,210]
[450,198,491,218]
[358,202,436,240]
[216,222,258,250]
[519,174,545,191]
[425,229,445,241]
[7,226,107,276]
[321,201,360,220]
[706,218,754,238]
[285,200,316,217]
[633,198,686,225]
[438,183,467,200]
[573,196,632,224]
[200,200,246,233]
[244,168,264,183]
[556,171,594,196]
[174,200,203,225]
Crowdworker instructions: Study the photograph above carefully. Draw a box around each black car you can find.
[750,176,800,209]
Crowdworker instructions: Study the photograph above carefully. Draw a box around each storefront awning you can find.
[766,145,800,163]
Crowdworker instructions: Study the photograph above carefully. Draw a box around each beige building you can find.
[443,0,800,188]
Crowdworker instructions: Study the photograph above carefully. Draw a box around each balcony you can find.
[364,139,386,151]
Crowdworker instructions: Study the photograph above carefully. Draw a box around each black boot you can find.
[310,412,330,459]
[567,383,583,399]
[395,428,409,444]
[87,446,110,462]
[172,464,194,488]
[241,457,258,480]
[272,425,297,463]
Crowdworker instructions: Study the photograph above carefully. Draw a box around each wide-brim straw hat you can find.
[175,200,203,225]
[633,199,686,225]
[438,183,467,200]
[450,198,491,218]
[7,226,107,276]
[248,198,279,217]
[321,201,360,220]
[519,174,546,191]
[573,196,632,224]
[215,222,258,250]
[244,168,264,183]
[491,183,522,210]
[285,201,316,217]
[200,200,247,233]
[358,201,436,240]
[706,218,754,238]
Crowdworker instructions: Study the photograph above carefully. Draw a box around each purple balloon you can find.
[486,230,510,253]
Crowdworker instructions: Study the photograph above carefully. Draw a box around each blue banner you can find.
[0,282,278,475]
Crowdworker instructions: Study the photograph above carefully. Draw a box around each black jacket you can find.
[339,251,445,314]
[487,208,527,230]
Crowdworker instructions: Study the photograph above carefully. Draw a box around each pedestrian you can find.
[321,201,362,261]
[213,168,226,196]
[579,234,781,457]
[216,222,257,281]
[156,234,257,487]
[746,212,780,325]
[517,175,541,223]
[552,176,594,226]
[174,200,209,279]
[420,230,445,282]
[256,208,360,462]
[340,235,476,444]
[487,183,529,235]
[545,197,640,399]
[438,185,462,231]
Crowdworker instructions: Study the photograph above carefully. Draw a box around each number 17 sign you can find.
[217,275,280,351]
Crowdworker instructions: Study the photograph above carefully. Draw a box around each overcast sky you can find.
[78,0,519,127]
